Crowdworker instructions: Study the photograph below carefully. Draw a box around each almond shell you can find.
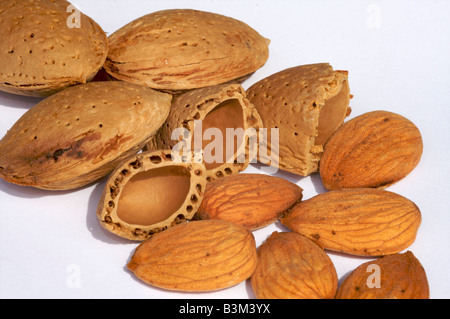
[246,63,351,176]
[0,0,108,97]
[147,83,263,181]
[0,81,172,190]
[97,149,207,241]
[104,9,270,91]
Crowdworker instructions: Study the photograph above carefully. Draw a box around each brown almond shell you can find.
[147,83,263,181]
[246,63,351,176]
[0,81,172,190]
[97,149,207,241]
[104,9,269,91]
[0,0,108,97]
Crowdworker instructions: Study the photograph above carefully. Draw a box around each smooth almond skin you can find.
[336,251,429,299]
[0,0,108,97]
[251,231,338,299]
[319,110,423,190]
[195,173,303,230]
[105,9,270,91]
[127,220,257,292]
[0,81,172,190]
[281,188,421,256]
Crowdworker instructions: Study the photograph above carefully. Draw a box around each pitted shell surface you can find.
[104,9,270,91]
[0,0,108,97]
[97,149,208,241]
[0,81,172,190]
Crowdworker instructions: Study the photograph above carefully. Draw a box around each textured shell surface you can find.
[104,9,270,91]
[0,81,172,190]
[246,63,351,176]
[148,83,263,181]
[97,149,208,241]
[0,0,108,97]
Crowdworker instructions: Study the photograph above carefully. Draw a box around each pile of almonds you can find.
[0,1,428,299]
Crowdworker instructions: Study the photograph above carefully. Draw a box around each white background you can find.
[0,0,449,299]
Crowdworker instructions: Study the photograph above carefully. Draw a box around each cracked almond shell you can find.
[195,173,302,230]
[97,149,207,241]
[246,63,351,176]
[319,110,423,190]
[281,188,422,256]
[336,251,429,299]
[251,231,338,299]
[147,83,263,181]
[104,9,270,92]
[0,0,108,97]
[127,219,257,291]
[0,81,172,190]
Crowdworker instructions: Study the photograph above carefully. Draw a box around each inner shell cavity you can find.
[192,98,244,170]
[315,79,350,146]
[116,166,191,226]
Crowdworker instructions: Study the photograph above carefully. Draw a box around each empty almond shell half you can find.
[246,63,351,176]
[104,9,269,92]
[97,149,207,241]
[0,0,108,97]
[0,81,172,190]
[147,83,263,182]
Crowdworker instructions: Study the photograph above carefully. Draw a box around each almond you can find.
[319,110,423,190]
[195,173,302,230]
[127,219,257,292]
[251,231,338,299]
[246,63,351,176]
[104,9,269,92]
[0,81,172,190]
[281,188,421,256]
[336,251,429,299]
[0,0,108,97]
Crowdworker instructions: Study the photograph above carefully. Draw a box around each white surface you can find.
[0,0,449,299]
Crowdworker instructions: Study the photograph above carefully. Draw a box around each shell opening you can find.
[193,98,244,170]
[315,79,350,146]
[116,166,191,226]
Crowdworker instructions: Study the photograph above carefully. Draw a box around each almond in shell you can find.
[251,231,338,299]
[127,219,257,292]
[97,149,207,241]
[195,173,302,230]
[281,188,421,256]
[336,251,429,299]
[0,81,172,190]
[104,9,270,92]
[319,110,423,190]
[0,0,108,97]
